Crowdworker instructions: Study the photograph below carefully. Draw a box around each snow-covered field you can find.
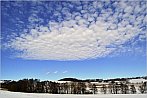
[0,90,147,98]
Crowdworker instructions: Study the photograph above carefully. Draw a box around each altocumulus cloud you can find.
[3,1,146,61]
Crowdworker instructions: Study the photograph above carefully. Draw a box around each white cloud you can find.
[46,72,50,75]
[5,1,146,61]
[46,71,68,75]
[62,71,68,74]
[54,71,58,74]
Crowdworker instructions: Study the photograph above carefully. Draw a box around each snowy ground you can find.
[0,90,147,98]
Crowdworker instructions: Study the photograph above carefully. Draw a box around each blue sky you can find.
[1,1,146,81]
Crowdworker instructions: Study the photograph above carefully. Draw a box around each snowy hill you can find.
[129,78,147,83]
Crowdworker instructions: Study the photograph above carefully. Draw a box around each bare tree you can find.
[101,84,107,94]
[70,82,77,94]
[62,82,69,94]
[139,82,146,94]
[130,85,136,94]
[108,82,113,94]
[80,82,86,94]
[112,82,120,94]
[92,84,97,94]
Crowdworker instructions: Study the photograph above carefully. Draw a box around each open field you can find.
[0,90,147,98]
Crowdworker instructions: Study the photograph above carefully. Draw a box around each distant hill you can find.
[58,76,147,82]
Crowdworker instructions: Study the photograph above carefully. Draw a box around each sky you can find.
[1,0,147,81]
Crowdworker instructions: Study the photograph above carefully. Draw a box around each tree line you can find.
[1,78,147,94]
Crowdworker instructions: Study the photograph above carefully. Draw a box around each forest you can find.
[1,77,147,94]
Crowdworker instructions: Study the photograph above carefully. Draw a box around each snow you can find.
[0,90,147,98]
[129,79,147,83]
[0,81,4,83]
